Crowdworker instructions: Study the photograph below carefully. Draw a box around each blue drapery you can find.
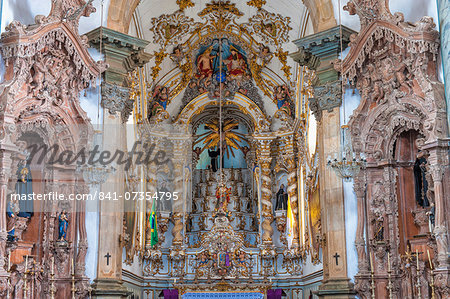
[182,293,264,299]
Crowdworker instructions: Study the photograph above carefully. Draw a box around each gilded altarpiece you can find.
[123,0,322,296]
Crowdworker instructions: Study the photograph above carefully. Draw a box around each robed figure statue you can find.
[157,181,172,212]
[16,164,33,218]
[413,151,429,207]
[215,184,230,212]
[58,210,69,241]
[6,199,19,241]
[275,184,288,210]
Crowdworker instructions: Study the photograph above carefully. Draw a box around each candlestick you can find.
[427,249,433,270]
[6,252,10,299]
[387,252,391,272]
[71,273,76,299]
[387,252,393,299]
[72,258,74,275]
[25,255,28,270]
[430,269,436,299]
[23,271,28,298]
[370,271,376,299]
[369,254,373,272]
[51,256,54,275]
[416,249,419,268]
[415,249,422,298]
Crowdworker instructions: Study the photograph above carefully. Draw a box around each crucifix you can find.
[104,252,111,266]
[333,252,340,266]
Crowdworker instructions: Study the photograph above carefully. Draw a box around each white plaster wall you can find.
[0,0,109,34]
[86,195,100,282]
[339,84,361,283]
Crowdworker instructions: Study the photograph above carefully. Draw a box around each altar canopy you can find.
[182,292,264,299]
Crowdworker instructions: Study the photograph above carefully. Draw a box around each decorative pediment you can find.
[0,0,103,151]
[334,0,446,152]
[146,0,295,122]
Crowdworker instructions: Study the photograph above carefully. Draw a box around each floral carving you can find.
[247,9,291,46]
[176,0,195,11]
[150,11,195,47]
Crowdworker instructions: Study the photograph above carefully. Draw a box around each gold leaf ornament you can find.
[177,0,195,11]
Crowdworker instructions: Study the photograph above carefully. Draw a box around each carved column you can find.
[87,27,150,298]
[293,26,356,298]
[426,143,449,298]
[281,134,300,248]
[254,136,275,247]
[0,105,21,298]
[429,165,447,266]
[0,147,16,291]
[353,174,367,273]
[170,137,191,249]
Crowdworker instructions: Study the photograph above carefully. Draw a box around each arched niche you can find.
[393,129,431,254]
[174,92,270,134]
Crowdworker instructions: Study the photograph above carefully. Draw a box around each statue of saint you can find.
[16,164,33,218]
[6,199,19,241]
[215,184,230,212]
[225,48,247,81]
[218,245,231,268]
[374,217,384,241]
[58,210,69,241]
[275,184,288,210]
[413,151,429,207]
[274,85,292,116]
[196,48,216,80]
[157,181,171,212]
[149,85,170,118]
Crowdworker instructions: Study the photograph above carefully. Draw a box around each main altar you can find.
[118,1,314,297]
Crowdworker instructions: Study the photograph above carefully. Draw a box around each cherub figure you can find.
[170,45,187,66]
[256,46,273,67]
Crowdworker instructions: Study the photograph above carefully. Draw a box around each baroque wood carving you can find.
[0,0,103,297]
[335,0,449,298]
